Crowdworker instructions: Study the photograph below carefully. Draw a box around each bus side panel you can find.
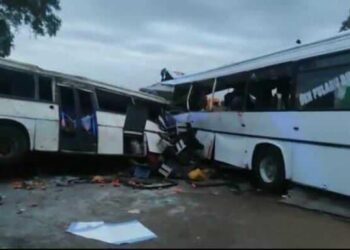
[292,144,350,196]
[0,98,59,151]
[34,120,59,151]
[0,98,58,120]
[215,133,246,168]
[0,115,35,150]
[196,130,215,159]
[96,111,124,155]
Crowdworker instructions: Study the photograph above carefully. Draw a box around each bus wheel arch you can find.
[251,143,287,193]
[0,119,30,165]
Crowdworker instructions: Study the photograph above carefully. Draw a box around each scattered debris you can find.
[29,203,38,208]
[189,180,232,188]
[128,209,141,214]
[172,187,184,194]
[11,179,47,190]
[168,206,186,215]
[281,194,290,199]
[125,179,178,190]
[158,163,173,178]
[66,220,157,245]
[188,168,207,181]
[11,180,25,189]
[91,175,105,184]
[17,208,26,214]
[112,178,121,187]
[54,176,89,187]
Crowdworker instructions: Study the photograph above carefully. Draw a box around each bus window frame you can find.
[243,63,297,113]
[295,50,350,112]
[0,65,37,103]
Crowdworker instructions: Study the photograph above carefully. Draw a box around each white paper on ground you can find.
[66,220,157,245]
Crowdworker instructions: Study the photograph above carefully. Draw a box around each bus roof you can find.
[0,57,169,105]
[160,30,350,86]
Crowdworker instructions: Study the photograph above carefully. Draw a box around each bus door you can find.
[123,103,148,156]
[58,85,97,153]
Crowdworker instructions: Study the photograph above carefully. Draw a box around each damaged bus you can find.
[142,31,350,196]
[0,58,168,165]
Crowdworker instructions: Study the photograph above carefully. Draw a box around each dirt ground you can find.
[0,154,350,249]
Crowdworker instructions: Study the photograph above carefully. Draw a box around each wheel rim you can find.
[0,137,14,157]
[259,157,278,184]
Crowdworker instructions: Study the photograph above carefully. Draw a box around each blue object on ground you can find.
[134,165,151,179]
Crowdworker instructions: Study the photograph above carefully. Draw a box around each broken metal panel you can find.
[145,131,167,154]
[124,105,148,133]
[140,83,175,100]
[195,130,215,160]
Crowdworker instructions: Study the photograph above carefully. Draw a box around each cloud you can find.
[8,0,350,90]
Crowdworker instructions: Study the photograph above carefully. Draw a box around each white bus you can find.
[0,58,168,165]
[144,31,350,196]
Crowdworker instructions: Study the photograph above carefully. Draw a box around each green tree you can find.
[0,0,61,57]
[340,9,350,32]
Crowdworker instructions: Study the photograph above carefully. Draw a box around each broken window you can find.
[0,67,35,99]
[246,66,293,111]
[96,89,131,114]
[221,84,247,111]
[188,82,214,112]
[38,76,53,102]
[297,51,350,110]
[205,73,249,112]
[135,99,161,122]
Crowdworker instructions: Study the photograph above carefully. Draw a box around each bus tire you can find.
[0,125,29,166]
[253,146,286,193]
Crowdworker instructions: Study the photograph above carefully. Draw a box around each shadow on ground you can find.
[0,153,131,180]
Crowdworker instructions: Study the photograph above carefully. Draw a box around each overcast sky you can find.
[8,0,350,90]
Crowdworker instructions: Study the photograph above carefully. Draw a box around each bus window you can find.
[247,72,292,111]
[297,53,350,110]
[38,76,53,102]
[0,67,35,99]
[96,89,131,114]
[188,88,207,111]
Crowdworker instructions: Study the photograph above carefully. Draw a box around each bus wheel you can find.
[253,147,285,193]
[0,125,29,165]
